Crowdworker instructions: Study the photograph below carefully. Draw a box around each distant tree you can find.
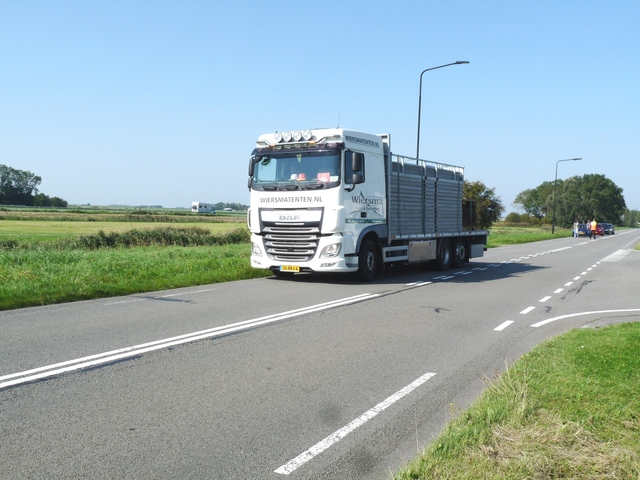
[623,209,639,227]
[514,174,626,228]
[503,212,541,225]
[513,181,554,219]
[464,180,504,230]
[504,212,523,223]
[0,164,67,207]
[0,165,41,205]
[579,174,626,223]
[33,193,49,206]
[50,196,68,208]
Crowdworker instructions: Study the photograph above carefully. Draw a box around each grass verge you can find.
[0,243,271,310]
[395,322,640,479]
[0,227,271,310]
[487,225,573,248]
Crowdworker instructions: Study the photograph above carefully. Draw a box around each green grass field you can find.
[0,220,266,310]
[0,216,245,244]
[486,225,573,247]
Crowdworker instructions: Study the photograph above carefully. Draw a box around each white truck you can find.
[247,128,487,281]
[191,202,216,214]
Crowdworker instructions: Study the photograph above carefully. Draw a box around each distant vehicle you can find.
[573,223,589,237]
[596,224,604,236]
[191,202,216,214]
[601,223,615,235]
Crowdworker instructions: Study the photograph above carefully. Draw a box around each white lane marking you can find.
[531,309,640,328]
[554,288,564,294]
[520,306,535,315]
[415,281,433,287]
[602,249,631,263]
[573,276,581,281]
[274,372,436,475]
[103,288,216,305]
[0,293,378,390]
[565,282,573,286]
[494,321,514,331]
[581,271,588,275]
[549,246,572,253]
[539,296,552,303]
[433,275,455,281]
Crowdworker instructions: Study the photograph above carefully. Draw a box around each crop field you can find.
[0,219,246,244]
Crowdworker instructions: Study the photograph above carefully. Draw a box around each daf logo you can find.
[279,215,301,221]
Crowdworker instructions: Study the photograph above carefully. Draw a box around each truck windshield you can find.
[251,149,341,191]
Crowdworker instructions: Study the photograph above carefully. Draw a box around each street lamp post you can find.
[416,61,469,159]
[552,157,582,234]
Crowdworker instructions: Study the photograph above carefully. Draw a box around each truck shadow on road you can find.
[264,261,545,286]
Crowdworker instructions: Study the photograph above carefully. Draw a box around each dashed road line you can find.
[494,321,514,331]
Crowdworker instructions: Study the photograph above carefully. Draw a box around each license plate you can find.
[280,265,300,272]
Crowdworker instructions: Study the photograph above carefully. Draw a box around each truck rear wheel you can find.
[436,239,452,271]
[451,239,468,268]
[357,239,378,282]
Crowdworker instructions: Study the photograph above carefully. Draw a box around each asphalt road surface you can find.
[2,231,640,479]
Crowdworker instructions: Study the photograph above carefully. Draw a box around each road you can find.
[2,231,640,479]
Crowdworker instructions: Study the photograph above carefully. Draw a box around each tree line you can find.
[511,173,636,227]
[0,165,68,207]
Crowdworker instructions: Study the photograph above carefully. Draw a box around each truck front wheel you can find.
[436,239,452,271]
[357,239,378,282]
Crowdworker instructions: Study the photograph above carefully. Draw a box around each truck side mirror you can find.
[345,151,364,190]
[351,152,363,175]
[351,153,364,185]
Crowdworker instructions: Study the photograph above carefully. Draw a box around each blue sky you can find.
[2,1,638,211]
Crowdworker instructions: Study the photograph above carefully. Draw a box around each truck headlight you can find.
[320,243,341,258]
[252,242,263,256]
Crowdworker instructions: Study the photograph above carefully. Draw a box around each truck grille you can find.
[262,226,321,262]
